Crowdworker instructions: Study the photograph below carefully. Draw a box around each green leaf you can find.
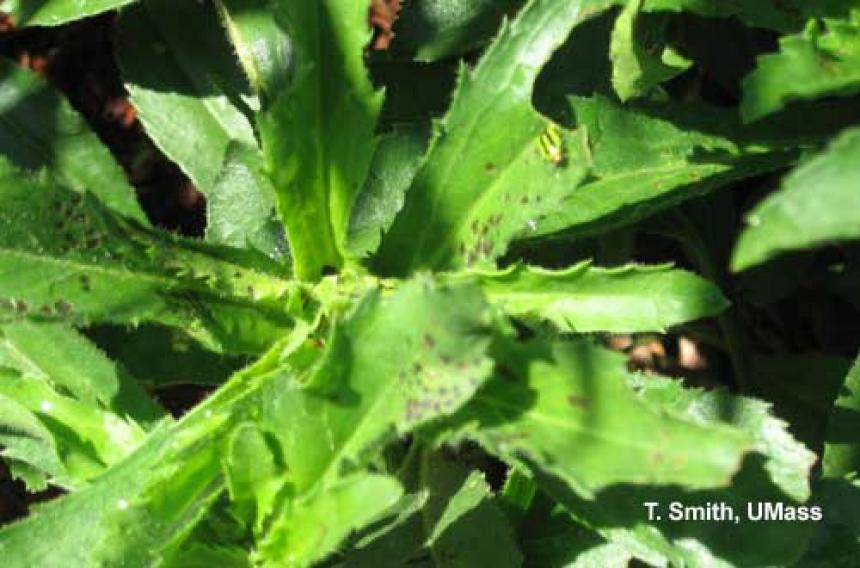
[640,0,855,33]
[347,124,429,259]
[393,0,523,62]
[116,0,283,257]
[450,262,728,333]
[214,0,292,98]
[732,126,860,272]
[342,452,522,567]
[824,354,860,478]
[0,393,71,491]
[115,0,258,195]
[260,0,384,280]
[752,354,851,454]
[0,336,295,566]
[742,13,860,122]
[797,478,860,566]
[1,320,163,425]
[257,278,494,493]
[550,372,818,566]
[1,0,136,26]
[257,474,403,567]
[0,321,166,490]
[206,143,286,260]
[420,456,523,567]
[374,0,611,275]
[86,324,245,388]
[528,95,795,242]
[519,502,636,567]
[447,339,751,497]
[610,0,691,102]
[0,368,152,488]
[0,61,146,222]
[0,160,297,354]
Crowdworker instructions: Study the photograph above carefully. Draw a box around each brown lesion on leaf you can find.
[567,394,591,409]
[369,0,402,51]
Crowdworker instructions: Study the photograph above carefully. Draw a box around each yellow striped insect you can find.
[537,123,566,166]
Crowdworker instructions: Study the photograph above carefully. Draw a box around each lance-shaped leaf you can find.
[259,0,384,280]
[257,278,494,493]
[524,95,795,242]
[0,369,152,489]
[610,0,691,101]
[541,372,817,566]
[0,160,297,354]
[0,322,164,491]
[221,279,496,562]
[0,321,163,425]
[732,126,860,272]
[741,13,860,123]
[115,0,287,258]
[0,61,146,222]
[373,0,610,275]
[206,143,286,259]
[0,334,298,566]
[0,0,136,26]
[448,262,728,333]
[257,474,404,566]
[347,124,429,259]
[444,338,751,498]
[115,0,257,194]
[340,452,522,567]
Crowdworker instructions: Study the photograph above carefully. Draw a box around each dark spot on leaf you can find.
[54,300,73,316]
[495,363,516,381]
[423,333,435,349]
[567,394,591,409]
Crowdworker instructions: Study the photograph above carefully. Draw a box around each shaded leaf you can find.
[347,124,429,259]
[0,61,146,222]
[115,0,258,195]
[742,13,860,122]
[1,0,135,26]
[733,126,860,271]
[446,339,751,496]
[206,143,286,260]
[610,0,691,102]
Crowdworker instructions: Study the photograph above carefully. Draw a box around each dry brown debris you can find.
[369,0,402,50]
